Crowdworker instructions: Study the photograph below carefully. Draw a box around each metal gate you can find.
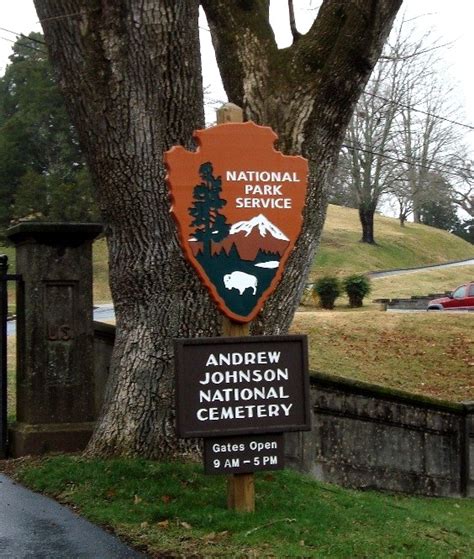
[0,254,21,458]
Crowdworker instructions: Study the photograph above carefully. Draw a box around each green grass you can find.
[13,456,474,558]
[0,243,17,309]
[0,243,16,270]
[92,238,111,303]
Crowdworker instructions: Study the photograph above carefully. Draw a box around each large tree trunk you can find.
[34,0,219,458]
[202,0,402,333]
[359,206,376,244]
[34,0,402,458]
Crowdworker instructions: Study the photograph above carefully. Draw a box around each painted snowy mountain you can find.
[189,214,290,261]
[229,214,289,241]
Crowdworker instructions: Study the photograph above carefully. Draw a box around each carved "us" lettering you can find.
[47,324,73,341]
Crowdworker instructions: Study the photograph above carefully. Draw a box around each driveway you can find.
[369,258,474,279]
[0,473,145,558]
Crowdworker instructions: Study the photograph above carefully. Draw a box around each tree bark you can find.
[202,0,402,333]
[34,0,218,458]
[359,206,376,244]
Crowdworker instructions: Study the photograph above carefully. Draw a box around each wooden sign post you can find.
[167,102,309,514]
[218,104,254,512]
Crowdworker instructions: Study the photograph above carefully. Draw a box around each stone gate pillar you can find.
[465,401,474,498]
[7,222,102,456]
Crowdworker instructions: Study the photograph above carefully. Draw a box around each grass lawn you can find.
[5,307,471,425]
[292,311,473,402]
[8,456,473,558]
[302,263,474,309]
[92,237,111,303]
[370,265,474,301]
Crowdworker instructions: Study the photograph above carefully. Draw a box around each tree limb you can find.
[201,0,277,108]
[288,0,301,43]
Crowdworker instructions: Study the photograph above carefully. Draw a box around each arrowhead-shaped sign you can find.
[165,122,308,323]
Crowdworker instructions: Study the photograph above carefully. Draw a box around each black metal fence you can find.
[0,254,21,458]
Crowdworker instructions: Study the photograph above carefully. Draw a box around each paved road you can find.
[7,305,115,336]
[369,258,474,279]
[0,473,145,559]
[3,305,144,557]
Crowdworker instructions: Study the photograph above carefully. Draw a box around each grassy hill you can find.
[370,265,474,301]
[310,205,474,281]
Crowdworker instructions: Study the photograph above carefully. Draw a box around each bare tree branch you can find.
[288,0,301,43]
[379,40,454,61]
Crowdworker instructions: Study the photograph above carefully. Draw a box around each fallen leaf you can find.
[181,521,192,530]
[202,532,216,541]
[157,519,169,529]
[140,522,149,529]
[134,495,142,505]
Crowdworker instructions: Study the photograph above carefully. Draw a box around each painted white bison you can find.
[223,271,258,295]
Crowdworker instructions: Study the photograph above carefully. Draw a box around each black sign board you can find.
[204,434,284,475]
[174,335,310,438]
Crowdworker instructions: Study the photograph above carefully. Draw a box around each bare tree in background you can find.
[449,155,474,218]
[335,15,464,241]
[396,66,462,223]
[341,63,401,243]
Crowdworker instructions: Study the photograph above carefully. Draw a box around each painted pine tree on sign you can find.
[189,162,230,260]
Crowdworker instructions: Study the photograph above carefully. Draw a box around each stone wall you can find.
[286,373,473,498]
[373,293,449,311]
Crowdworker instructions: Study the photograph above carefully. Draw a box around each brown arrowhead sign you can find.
[165,122,308,323]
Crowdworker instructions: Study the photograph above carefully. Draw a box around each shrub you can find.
[343,274,372,307]
[313,276,341,309]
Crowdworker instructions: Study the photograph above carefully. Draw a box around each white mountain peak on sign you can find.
[229,214,289,241]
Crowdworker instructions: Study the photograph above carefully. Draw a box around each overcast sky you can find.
[1,1,474,138]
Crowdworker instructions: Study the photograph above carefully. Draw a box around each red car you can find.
[427,281,474,310]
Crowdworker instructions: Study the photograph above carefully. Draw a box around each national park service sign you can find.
[165,122,308,323]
